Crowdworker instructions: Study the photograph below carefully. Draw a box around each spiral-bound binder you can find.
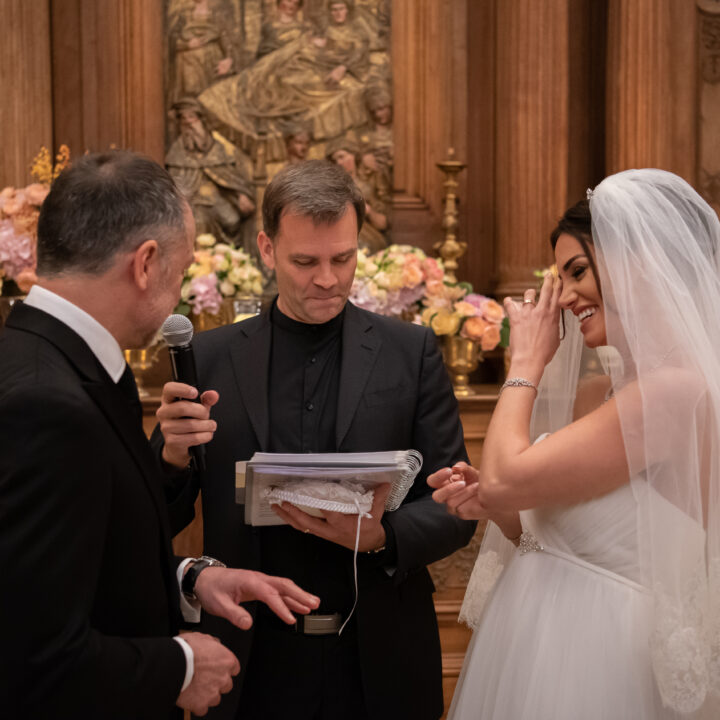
[239,450,424,526]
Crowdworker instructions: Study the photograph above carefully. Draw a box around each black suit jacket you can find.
[158,302,476,720]
[0,303,186,719]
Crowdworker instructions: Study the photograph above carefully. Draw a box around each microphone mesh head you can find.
[161,314,194,347]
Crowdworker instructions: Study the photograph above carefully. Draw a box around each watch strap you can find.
[182,555,226,600]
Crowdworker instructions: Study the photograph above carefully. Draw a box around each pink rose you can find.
[423,257,445,281]
[189,273,222,315]
[462,293,485,310]
[481,298,505,324]
[24,183,49,206]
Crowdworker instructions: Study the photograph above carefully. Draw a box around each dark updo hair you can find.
[551,198,601,294]
[550,198,601,338]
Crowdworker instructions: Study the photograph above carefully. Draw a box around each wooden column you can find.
[0,0,53,186]
[51,0,165,162]
[698,0,720,216]
[605,0,698,182]
[493,0,570,298]
[392,0,468,254]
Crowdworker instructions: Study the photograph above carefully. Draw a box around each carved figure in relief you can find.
[326,136,389,252]
[165,98,256,248]
[168,0,235,104]
[198,0,370,163]
[355,84,393,184]
[256,0,312,59]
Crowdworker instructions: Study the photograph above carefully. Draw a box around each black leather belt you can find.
[294,612,343,635]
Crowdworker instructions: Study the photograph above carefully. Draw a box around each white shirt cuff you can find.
[177,557,202,623]
[172,636,194,692]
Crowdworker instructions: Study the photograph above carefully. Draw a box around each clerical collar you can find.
[270,297,345,337]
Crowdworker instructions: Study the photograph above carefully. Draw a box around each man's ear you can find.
[257,231,276,270]
[131,240,160,291]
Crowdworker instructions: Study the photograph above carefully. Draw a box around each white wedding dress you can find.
[448,481,684,720]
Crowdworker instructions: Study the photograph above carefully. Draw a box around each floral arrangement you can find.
[177,233,265,316]
[420,286,506,352]
[349,244,446,317]
[350,243,507,352]
[0,145,71,295]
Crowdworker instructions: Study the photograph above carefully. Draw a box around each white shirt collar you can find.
[24,285,126,382]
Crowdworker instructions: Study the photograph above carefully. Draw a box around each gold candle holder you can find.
[123,338,164,398]
[434,148,468,283]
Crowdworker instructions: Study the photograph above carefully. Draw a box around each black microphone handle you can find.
[168,344,206,472]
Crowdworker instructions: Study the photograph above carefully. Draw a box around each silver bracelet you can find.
[501,377,538,395]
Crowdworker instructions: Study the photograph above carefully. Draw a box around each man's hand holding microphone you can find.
[158,315,320,715]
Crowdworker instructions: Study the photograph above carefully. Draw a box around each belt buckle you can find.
[297,613,342,635]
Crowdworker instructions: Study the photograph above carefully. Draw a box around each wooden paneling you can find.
[51,0,165,160]
[392,0,469,254]
[606,0,698,181]
[494,0,571,297]
[0,0,53,187]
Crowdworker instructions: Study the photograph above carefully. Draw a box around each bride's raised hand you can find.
[504,272,562,384]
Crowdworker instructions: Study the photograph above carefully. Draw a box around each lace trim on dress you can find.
[650,554,713,713]
[459,550,505,631]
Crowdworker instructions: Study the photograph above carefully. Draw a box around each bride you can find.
[430,169,720,719]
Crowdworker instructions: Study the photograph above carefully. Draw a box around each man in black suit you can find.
[0,151,318,719]
[155,160,476,720]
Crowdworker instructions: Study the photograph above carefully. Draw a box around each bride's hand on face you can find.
[504,273,562,383]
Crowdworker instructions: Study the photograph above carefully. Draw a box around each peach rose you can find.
[402,263,424,288]
[24,183,49,206]
[481,298,504,324]
[480,324,501,352]
[2,192,25,217]
[425,279,445,297]
[15,268,38,293]
[430,309,461,336]
[461,316,490,342]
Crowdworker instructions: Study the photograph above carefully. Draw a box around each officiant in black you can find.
[153,160,475,720]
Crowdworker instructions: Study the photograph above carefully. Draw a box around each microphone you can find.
[161,314,206,472]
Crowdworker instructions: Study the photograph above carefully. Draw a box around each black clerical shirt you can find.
[261,301,355,616]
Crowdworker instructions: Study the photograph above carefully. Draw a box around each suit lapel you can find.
[84,381,174,544]
[7,303,176,557]
[336,304,381,448]
[228,311,271,450]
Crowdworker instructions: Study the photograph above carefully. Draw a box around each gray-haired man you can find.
[0,151,317,719]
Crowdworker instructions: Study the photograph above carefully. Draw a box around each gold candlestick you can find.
[434,148,468,283]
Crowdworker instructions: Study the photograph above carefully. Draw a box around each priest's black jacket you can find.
[156,301,476,720]
[0,303,186,719]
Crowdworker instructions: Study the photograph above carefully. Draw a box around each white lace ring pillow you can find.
[263,479,375,516]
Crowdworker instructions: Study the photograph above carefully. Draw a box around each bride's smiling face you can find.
[554,233,607,348]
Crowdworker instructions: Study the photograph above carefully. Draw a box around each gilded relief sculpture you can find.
[165,0,393,246]
[166,98,256,251]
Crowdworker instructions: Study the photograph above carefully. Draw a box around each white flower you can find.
[220,280,236,297]
[196,233,216,248]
